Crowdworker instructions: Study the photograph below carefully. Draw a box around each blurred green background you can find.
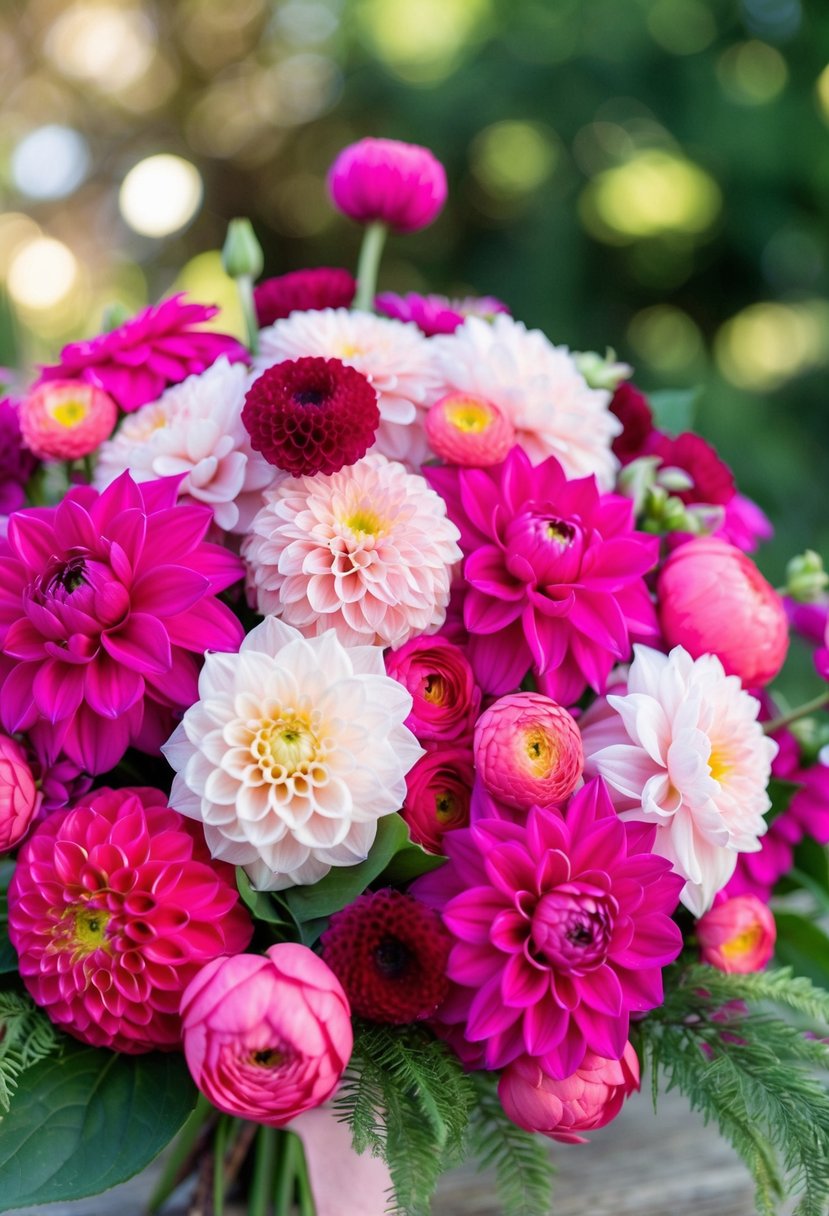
[2,0,829,606]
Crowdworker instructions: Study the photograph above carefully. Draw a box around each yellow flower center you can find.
[252,711,327,791]
[721,924,763,959]
[343,508,383,538]
[250,1048,285,1068]
[50,397,89,429]
[708,747,731,784]
[434,789,458,822]
[522,727,556,777]
[423,674,446,705]
[338,342,365,359]
[444,395,496,434]
[57,904,111,962]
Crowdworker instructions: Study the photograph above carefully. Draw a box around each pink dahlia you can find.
[8,786,253,1052]
[254,268,356,327]
[37,295,248,414]
[414,778,683,1077]
[0,398,38,515]
[375,292,509,336]
[0,733,41,851]
[474,692,584,811]
[402,746,474,853]
[18,380,117,461]
[424,393,515,467]
[385,636,480,743]
[426,446,659,700]
[0,472,244,774]
[327,138,447,233]
[243,454,461,649]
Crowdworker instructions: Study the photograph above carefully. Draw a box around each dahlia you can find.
[582,644,777,916]
[608,382,655,464]
[243,454,461,650]
[0,472,244,774]
[0,397,38,515]
[429,315,621,487]
[321,888,451,1023]
[375,292,509,336]
[94,359,277,533]
[254,309,442,467]
[37,294,247,414]
[162,615,423,890]
[473,692,584,811]
[254,268,356,327]
[426,446,659,700]
[414,778,683,1077]
[646,431,736,508]
[242,357,380,477]
[327,138,447,233]
[7,786,253,1053]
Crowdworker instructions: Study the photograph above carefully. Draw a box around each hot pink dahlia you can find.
[375,292,509,336]
[0,472,244,774]
[254,268,356,326]
[243,454,461,649]
[327,138,447,233]
[426,446,659,700]
[413,777,683,1077]
[37,295,248,414]
[7,786,253,1053]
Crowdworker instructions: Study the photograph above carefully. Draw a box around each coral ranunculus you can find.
[327,138,447,233]
[180,944,353,1125]
[697,895,776,974]
[0,733,41,851]
[473,692,584,811]
[18,380,117,461]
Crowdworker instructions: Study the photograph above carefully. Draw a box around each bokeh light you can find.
[118,155,204,238]
[715,300,829,391]
[579,150,722,244]
[470,121,560,200]
[356,0,492,83]
[628,305,705,375]
[717,41,788,105]
[6,237,78,310]
[44,3,156,92]
[11,125,90,200]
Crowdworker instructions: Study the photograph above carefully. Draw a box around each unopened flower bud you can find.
[572,348,632,391]
[617,455,661,514]
[656,464,695,494]
[222,218,264,281]
[785,550,829,603]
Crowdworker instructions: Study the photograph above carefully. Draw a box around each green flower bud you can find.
[572,347,632,391]
[785,550,829,602]
[222,218,264,281]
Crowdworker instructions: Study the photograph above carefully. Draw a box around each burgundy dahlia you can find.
[321,888,451,1024]
[609,382,655,464]
[646,431,736,507]
[254,268,356,327]
[243,357,380,476]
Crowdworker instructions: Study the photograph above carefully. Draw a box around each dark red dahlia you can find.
[254,268,356,327]
[609,382,655,464]
[646,431,736,506]
[321,888,451,1024]
[242,356,380,476]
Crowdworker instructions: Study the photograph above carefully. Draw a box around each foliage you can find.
[0,992,58,1113]
[464,1071,556,1216]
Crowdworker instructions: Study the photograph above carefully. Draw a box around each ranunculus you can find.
[473,692,584,811]
[327,138,447,233]
[0,733,41,851]
[658,537,789,688]
[18,380,117,461]
[697,895,776,973]
[402,746,474,853]
[180,944,353,1126]
[385,637,480,743]
[498,1042,640,1143]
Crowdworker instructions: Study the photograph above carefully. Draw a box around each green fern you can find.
[464,1072,555,1216]
[0,991,59,1114]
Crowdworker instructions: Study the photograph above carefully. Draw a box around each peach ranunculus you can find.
[696,894,776,973]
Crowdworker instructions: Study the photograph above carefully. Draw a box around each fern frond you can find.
[0,992,59,1114]
[464,1072,554,1216]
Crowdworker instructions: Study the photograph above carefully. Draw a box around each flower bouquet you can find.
[0,136,828,1216]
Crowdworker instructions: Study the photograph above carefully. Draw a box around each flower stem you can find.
[353,221,388,312]
[763,690,829,735]
[237,273,259,356]
[272,1131,297,1216]
[293,1134,317,1216]
[213,1115,232,1214]
[146,1092,213,1213]
[249,1125,279,1216]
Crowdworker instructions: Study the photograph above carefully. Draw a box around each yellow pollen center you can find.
[547,521,572,544]
[445,398,494,434]
[434,789,457,822]
[423,674,446,705]
[721,925,762,959]
[338,342,365,359]
[523,728,556,777]
[343,508,383,537]
[267,720,317,771]
[50,398,89,428]
[69,906,111,959]
[708,748,730,784]
[250,1048,284,1068]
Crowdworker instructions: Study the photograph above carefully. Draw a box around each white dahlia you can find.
[254,308,441,467]
[430,314,621,489]
[242,453,462,649]
[162,616,423,890]
[581,644,777,915]
[93,358,278,532]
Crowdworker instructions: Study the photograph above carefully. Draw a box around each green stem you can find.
[293,1134,317,1216]
[272,1131,296,1216]
[763,690,829,735]
[147,1093,213,1214]
[237,273,259,355]
[249,1125,279,1216]
[353,221,388,312]
[213,1115,232,1215]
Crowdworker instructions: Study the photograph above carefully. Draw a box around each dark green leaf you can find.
[647,387,702,435]
[377,840,446,886]
[236,868,294,928]
[0,937,17,976]
[766,778,802,826]
[773,912,829,989]
[792,836,829,892]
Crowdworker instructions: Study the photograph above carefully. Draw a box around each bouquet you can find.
[0,135,828,1216]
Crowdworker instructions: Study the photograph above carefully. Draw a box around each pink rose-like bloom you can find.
[328,138,447,233]
[0,733,41,851]
[658,537,789,687]
[414,778,683,1078]
[375,292,509,336]
[426,446,659,701]
[425,393,515,467]
[8,786,253,1052]
[18,380,117,461]
[37,295,248,414]
[474,692,584,811]
[254,268,356,327]
[498,1042,640,1143]
[402,746,475,853]
[697,895,776,973]
[385,636,480,743]
[180,944,353,1126]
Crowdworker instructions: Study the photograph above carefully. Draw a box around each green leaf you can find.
[0,938,16,975]
[773,912,829,988]
[0,1040,198,1211]
[793,836,829,892]
[376,840,446,886]
[236,868,295,929]
[648,387,702,434]
[765,778,802,826]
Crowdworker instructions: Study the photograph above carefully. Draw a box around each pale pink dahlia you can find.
[474,692,584,811]
[94,359,278,533]
[426,446,659,700]
[254,309,442,466]
[18,380,117,461]
[0,473,244,774]
[429,315,621,488]
[162,616,423,890]
[582,644,777,916]
[414,778,683,1078]
[242,454,461,650]
[8,786,253,1053]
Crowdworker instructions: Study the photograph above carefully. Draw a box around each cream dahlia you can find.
[162,616,423,890]
[582,644,777,915]
[430,315,621,489]
[254,309,441,467]
[242,454,461,649]
[94,359,278,533]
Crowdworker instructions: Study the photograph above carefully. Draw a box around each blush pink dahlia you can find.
[426,446,659,700]
[37,295,247,414]
[582,644,777,916]
[474,692,584,811]
[327,138,447,233]
[243,454,461,649]
[18,381,117,461]
[414,778,683,1077]
[7,786,253,1052]
[425,393,515,467]
[162,616,423,890]
[254,268,356,327]
[0,472,244,774]
[385,636,480,743]
[375,292,509,336]
[0,733,41,851]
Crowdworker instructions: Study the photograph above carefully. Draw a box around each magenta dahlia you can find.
[242,356,380,476]
[8,786,253,1053]
[426,446,659,701]
[0,472,244,774]
[0,397,38,515]
[254,268,356,327]
[375,292,509,336]
[413,777,683,1077]
[37,295,247,413]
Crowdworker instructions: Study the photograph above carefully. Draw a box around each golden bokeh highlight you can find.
[356,0,492,83]
[579,149,721,244]
[715,300,829,391]
[470,121,560,199]
[119,155,203,238]
[628,305,705,374]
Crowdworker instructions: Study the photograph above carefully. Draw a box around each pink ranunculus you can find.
[385,636,481,743]
[0,733,41,851]
[697,895,776,973]
[498,1042,640,1143]
[658,537,789,687]
[180,944,353,1126]
[424,393,515,467]
[473,692,584,811]
[327,138,447,233]
[18,380,117,461]
[402,746,475,853]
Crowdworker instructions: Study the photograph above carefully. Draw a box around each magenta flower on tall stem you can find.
[0,472,244,774]
[426,446,659,701]
[327,138,447,234]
